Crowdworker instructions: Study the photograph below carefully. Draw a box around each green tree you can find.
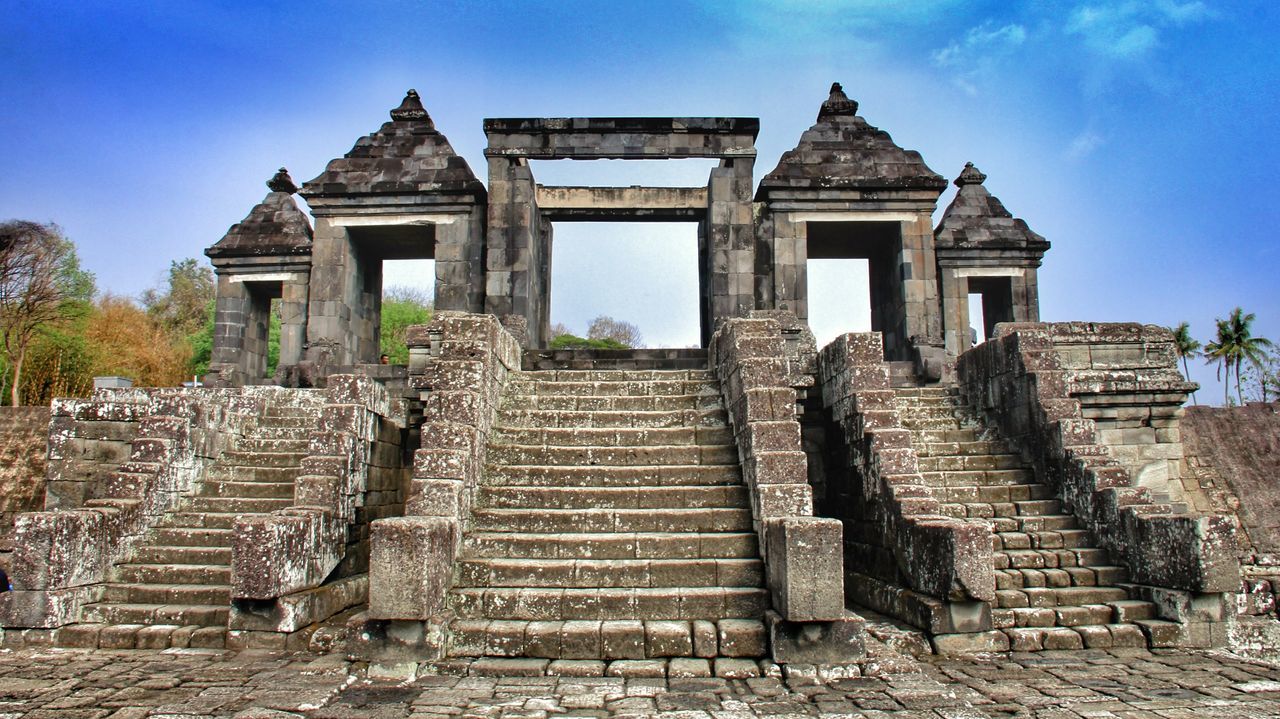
[549,333,629,350]
[379,286,433,364]
[1171,321,1201,405]
[1204,308,1273,406]
[142,258,215,336]
[0,221,95,405]
[1241,346,1280,403]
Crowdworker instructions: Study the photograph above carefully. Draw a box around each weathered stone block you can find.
[765,611,865,664]
[763,517,843,621]
[367,517,458,621]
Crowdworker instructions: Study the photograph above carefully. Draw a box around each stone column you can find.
[898,211,943,356]
[706,158,756,336]
[766,211,807,321]
[484,159,539,333]
[939,267,970,356]
[278,276,309,367]
[209,275,252,384]
[305,218,359,368]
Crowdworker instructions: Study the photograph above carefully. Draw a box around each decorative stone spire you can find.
[266,167,299,194]
[818,82,859,120]
[954,162,987,187]
[390,89,429,121]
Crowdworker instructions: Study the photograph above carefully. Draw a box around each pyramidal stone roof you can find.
[300,89,484,199]
[934,163,1050,252]
[206,168,313,258]
[756,83,947,200]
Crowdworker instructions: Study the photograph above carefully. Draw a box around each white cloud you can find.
[1065,2,1214,61]
[931,21,1028,95]
[1066,129,1105,159]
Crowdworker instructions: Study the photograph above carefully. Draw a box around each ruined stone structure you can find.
[1,84,1269,672]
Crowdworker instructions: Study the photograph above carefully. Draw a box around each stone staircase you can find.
[65,399,323,649]
[895,386,1178,651]
[444,367,771,670]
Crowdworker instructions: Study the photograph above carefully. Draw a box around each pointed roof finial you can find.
[954,162,987,187]
[818,82,859,120]
[390,89,428,121]
[266,167,299,194]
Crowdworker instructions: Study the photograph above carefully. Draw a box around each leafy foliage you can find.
[549,334,629,350]
[587,315,642,348]
[1171,321,1201,404]
[379,286,433,364]
[1204,307,1273,406]
[142,259,215,336]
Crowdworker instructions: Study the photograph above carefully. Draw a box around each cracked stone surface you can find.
[1,646,1280,717]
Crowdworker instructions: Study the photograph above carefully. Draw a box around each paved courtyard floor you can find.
[2,646,1280,718]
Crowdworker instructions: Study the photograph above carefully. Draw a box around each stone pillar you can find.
[705,158,756,340]
[210,275,251,381]
[433,217,476,313]
[898,212,943,357]
[484,159,540,337]
[939,268,970,356]
[278,277,309,367]
[765,212,806,320]
[305,218,359,368]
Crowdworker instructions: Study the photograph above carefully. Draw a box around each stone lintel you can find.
[484,116,760,138]
[535,186,709,220]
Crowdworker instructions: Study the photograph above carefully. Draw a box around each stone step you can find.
[113,563,231,586]
[491,426,732,448]
[994,585,1130,609]
[448,587,770,621]
[446,618,766,659]
[247,426,312,440]
[472,508,754,534]
[487,444,737,467]
[990,515,1079,533]
[505,380,718,397]
[204,466,301,484]
[132,545,232,566]
[157,512,246,530]
[464,532,759,560]
[521,369,715,382]
[502,395,723,413]
[914,440,1009,457]
[101,582,231,605]
[922,470,1037,488]
[917,454,1023,472]
[150,526,234,547]
[890,386,960,398]
[257,414,318,429]
[219,450,306,469]
[81,602,229,627]
[521,350,708,372]
[486,465,741,487]
[236,438,310,453]
[1107,599,1159,622]
[478,485,749,511]
[497,408,728,430]
[455,558,765,589]
[196,480,295,499]
[994,530,1097,551]
[901,418,971,431]
[1000,624,1148,651]
[915,429,983,443]
[186,496,294,514]
[899,405,969,421]
[999,604,1115,629]
[995,565,1130,590]
[937,483,1053,504]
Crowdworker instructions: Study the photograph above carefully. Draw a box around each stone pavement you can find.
[2,646,1280,718]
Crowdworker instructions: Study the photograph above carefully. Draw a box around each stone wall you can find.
[2,387,289,627]
[230,377,406,633]
[0,407,51,574]
[956,323,1238,630]
[817,332,994,637]
[709,314,864,662]
[1180,402,1280,653]
[358,311,521,660]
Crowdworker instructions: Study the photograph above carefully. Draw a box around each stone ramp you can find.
[895,385,1179,651]
[60,397,324,650]
[444,367,771,667]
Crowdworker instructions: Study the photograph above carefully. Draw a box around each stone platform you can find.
[2,644,1280,717]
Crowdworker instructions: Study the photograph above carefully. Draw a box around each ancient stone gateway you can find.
[2,84,1270,673]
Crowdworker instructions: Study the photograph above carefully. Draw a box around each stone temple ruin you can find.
[2,84,1278,672]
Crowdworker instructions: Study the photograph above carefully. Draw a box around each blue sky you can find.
[2,1,1276,402]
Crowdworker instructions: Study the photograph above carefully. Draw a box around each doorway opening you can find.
[806,220,902,354]
[548,222,700,348]
[968,276,1014,343]
[381,259,435,364]
[807,259,871,348]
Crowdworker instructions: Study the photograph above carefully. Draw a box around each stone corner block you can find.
[368,517,460,621]
[763,516,844,622]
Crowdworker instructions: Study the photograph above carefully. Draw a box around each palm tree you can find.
[1204,308,1273,405]
[1171,322,1201,405]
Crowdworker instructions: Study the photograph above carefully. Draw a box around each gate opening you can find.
[548,222,700,348]
[807,259,871,348]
